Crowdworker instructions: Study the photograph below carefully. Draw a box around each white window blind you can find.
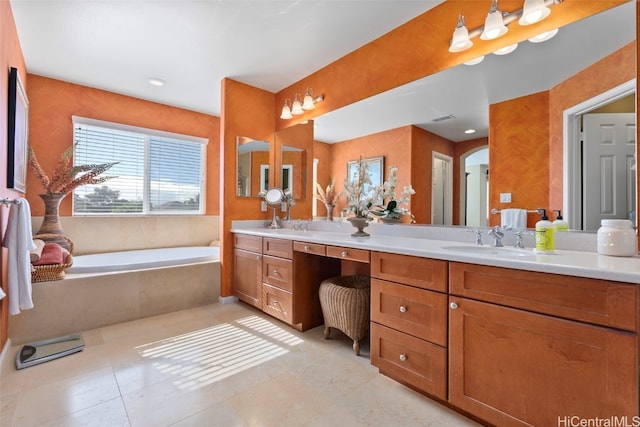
[72,117,206,215]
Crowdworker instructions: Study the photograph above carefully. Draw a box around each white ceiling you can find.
[10,1,636,144]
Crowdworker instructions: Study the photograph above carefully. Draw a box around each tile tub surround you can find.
[8,261,220,345]
[31,215,220,255]
[0,303,479,427]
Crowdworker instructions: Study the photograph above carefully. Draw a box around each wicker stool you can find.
[319,275,371,356]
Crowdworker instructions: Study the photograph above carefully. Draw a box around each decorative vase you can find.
[325,204,335,221]
[347,217,371,238]
[36,193,73,252]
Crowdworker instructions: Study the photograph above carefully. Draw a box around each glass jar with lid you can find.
[597,219,637,257]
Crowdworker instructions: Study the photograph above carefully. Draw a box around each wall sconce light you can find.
[280,88,325,119]
[449,0,561,57]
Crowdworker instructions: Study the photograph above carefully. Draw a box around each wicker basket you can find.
[31,234,74,283]
[32,254,73,282]
[319,275,371,356]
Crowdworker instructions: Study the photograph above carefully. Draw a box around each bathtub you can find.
[67,246,220,274]
[9,246,221,344]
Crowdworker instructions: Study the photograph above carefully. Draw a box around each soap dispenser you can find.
[535,209,555,254]
[552,210,568,232]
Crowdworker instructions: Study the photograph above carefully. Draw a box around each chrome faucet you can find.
[488,226,504,247]
[466,229,484,245]
[514,231,526,249]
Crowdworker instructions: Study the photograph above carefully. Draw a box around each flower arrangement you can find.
[343,157,375,218]
[28,145,118,195]
[314,178,343,206]
[369,165,416,222]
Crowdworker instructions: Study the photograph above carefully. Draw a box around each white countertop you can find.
[232,221,640,284]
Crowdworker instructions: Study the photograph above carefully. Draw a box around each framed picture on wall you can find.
[347,156,384,198]
[7,67,29,193]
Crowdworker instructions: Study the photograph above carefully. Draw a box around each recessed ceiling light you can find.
[464,129,476,134]
[149,78,165,87]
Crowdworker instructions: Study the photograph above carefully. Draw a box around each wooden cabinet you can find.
[233,234,262,308]
[233,234,340,332]
[370,251,448,400]
[448,262,639,426]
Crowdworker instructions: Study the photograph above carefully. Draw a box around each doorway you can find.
[432,152,453,225]
[564,79,636,230]
[462,148,489,227]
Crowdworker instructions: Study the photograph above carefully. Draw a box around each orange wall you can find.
[26,75,220,216]
[0,0,28,353]
[219,79,277,297]
[549,42,636,210]
[489,91,551,228]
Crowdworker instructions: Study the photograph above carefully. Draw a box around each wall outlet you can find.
[260,201,267,211]
[500,193,512,203]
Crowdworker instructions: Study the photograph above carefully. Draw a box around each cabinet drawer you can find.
[234,234,262,252]
[262,283,293,325]
[326,245,370,263]
[293,241,326,256]
[371,323,447,401]
[263,238,293,259]
[450,262,638,331]
[263,255,293,292]
[371,252,447,292]
[371,278,447,346]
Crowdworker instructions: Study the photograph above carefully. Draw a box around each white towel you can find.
[501,208,527,230]
[2,198,37,315]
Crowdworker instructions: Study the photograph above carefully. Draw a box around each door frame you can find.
[563,79,636,230]
[432,151,453,225]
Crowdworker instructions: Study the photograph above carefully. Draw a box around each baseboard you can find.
[0,338,12,375]
[218,295,239,304]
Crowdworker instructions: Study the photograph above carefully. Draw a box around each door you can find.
[583,113,636,231]
[233,248,262,308]
[432,153,453,225]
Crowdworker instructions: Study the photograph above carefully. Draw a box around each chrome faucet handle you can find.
[488,226,504,247]
[466,228,484,245]
[513,231,525,249]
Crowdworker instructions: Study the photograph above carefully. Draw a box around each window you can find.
[72,117,207,215]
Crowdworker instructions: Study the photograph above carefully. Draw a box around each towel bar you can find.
[491,208,544,215]
[1,198,20,206]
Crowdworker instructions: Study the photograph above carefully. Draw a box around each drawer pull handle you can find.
[256,255,261,261]
[399,305,407,313]
[399,354,407,362]
[450,302,458,310]
[273,270,279,276]
[304,245,310,251]
[341,251,348,257]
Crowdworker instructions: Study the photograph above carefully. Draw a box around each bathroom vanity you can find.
[231,222,640,426]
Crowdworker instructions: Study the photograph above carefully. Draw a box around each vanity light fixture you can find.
[464,56,485,65]
[493,43,518,55]
[519,0,551,25]
[280,99,293,119]
[481,0,508,40]
[528,28,559,43]
[448,0,562,54]
[280,88,325,119]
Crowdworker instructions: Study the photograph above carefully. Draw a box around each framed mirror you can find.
[236,136,270,197]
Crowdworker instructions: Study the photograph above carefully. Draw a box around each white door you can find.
[432,153,453,225]
[583,113,636,231]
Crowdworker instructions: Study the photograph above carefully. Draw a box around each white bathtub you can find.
[67,246,220,274]
[10,246,221,344]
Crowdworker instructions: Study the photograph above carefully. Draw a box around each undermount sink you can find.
[441,245,536,258]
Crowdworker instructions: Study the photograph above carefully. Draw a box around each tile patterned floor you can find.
[0,303,481,426]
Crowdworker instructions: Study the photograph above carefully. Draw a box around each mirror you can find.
[312,2,635,230]
[236,137,269,197]
[279,145,305,199]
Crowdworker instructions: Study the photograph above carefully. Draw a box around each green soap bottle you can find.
[553,210,569,232]
[535,209,555,253]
